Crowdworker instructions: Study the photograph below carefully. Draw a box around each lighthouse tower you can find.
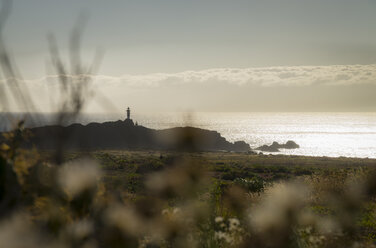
[124,107,134,126]
[126,107,131,120]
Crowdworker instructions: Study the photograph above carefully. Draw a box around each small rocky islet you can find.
[256,140,300,152]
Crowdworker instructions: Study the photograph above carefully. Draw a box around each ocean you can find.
[2,112,376,158]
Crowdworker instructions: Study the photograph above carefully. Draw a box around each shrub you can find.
[233,177,265,195]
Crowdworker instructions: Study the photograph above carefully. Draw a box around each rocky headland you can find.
[11,120,251,152]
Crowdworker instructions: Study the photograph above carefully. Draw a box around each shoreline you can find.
[2,112,376,158]
[42,149,376,168]
[36,148,376,161]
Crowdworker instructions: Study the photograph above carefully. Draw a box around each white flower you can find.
[229,218,240,231]
[214,231,233,244]
[249,182,309,233]
[58,159,101,197]
[105,205,144,236]
[214,231,226,240]
[66,219,94,239]
[229,218,239,226]
[162,207,181,217]
[0,213,61,248]
[172,207,181,214]
[215,216,224,223]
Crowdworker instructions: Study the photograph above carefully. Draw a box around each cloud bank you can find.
[91,64,376,88]
[3,64,376,112]
[12,64,376,87]
[12,64,376,89]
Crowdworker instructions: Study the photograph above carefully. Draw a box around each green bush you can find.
[233,177,265,194]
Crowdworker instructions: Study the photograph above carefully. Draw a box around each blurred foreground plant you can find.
[1,0,376,247]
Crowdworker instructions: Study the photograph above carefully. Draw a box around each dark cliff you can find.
[17,120,250,152]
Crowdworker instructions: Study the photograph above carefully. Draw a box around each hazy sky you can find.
[3,0,376,112]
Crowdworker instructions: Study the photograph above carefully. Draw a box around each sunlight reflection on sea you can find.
[133,112,376,158]
[2,112,376,158]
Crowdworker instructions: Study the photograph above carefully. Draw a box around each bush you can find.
[233,177,265,195]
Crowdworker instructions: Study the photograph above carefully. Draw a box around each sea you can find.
[1,112,376,159]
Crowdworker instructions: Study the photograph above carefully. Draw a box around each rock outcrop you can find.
[8,120,251,152]
[256,140,299,152]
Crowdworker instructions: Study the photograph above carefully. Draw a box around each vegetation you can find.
[2,1,376,246]
[2,140,376,247]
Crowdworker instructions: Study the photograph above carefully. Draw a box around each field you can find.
[3,134,376,248]
[12,149,372,247]
[56,150,376,193]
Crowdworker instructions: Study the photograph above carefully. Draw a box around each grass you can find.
[55,150,375,193]
[3,142,376,248]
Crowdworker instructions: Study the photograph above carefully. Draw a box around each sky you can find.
[2,0,376,112]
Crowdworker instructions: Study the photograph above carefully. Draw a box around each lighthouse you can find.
[124,107,134,126]
[126,107,131,120]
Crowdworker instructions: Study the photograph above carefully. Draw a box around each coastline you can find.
[2,111,376,158]
[46,149,376,167]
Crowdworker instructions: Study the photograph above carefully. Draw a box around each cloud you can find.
[92,64,376,88]
[3,64,376,113]
[7,64,376,90]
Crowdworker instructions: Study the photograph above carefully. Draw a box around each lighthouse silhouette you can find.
[124,107,134,126]
[126,107,131,120]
